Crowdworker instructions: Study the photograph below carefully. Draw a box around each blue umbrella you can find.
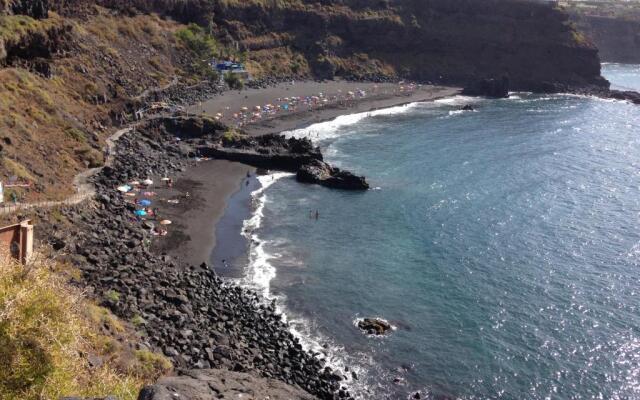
[138,199,152,206]
[134,210,147,217]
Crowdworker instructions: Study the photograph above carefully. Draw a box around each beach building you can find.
[210,59,251,81]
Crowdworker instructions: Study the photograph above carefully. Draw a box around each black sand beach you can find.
[158,82,459,270]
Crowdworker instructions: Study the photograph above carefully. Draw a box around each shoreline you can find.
[190,81,461,136]
[161,83,461,271]
[173,84,463,397]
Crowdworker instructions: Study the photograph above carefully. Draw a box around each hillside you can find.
[0,0,609,201]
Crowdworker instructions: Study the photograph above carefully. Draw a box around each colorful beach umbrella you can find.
[134,210,147,217]
[117,185,132,193]
[138,199,152,206]
[159,219,172,225]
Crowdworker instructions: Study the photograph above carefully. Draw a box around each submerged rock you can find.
[357,318,392,335]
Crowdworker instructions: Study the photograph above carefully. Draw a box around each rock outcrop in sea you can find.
[190,127,370,191]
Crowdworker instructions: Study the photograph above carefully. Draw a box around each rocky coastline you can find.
[33,115,366,400]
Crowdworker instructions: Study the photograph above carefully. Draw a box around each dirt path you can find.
[0,126,133,215]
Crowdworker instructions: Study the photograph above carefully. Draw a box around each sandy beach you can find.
[151,160,254,267]
[158,81,460,267]
[189,81,461,136]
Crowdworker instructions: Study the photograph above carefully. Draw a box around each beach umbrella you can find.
[143,192,156,197]
[117,185,132,193]
[124,192,136,197]
[241,106,248,111]
[134,210,147,217]
[143,179,153,185]
[139,199,152,206]
[160,219,172,225]
[161,177,170,181]
[130,181,140,186]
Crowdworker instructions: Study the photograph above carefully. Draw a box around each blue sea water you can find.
[240,64,640,399]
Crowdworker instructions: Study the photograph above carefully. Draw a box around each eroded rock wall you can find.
[573,15,640,64]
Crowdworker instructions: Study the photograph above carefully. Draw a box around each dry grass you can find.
[0,254,172,400]
[0,8,184,201]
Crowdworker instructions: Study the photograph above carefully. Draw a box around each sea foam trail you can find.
[239,172,376,398]
[239,172,293,299]
[282,101,421,142]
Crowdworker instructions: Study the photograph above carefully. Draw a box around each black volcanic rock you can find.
[462,77,509,98]
[9,0,49,18]
[297,159,369,191]
[357,318,392,335]
[609,90,640,105]
[137,369,318,400]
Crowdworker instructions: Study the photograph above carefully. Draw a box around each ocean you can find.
[217,64,640,399]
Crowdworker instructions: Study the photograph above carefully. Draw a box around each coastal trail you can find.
[0,126,133,215]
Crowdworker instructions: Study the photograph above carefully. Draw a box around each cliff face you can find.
[65,0,608,91]
[572,15,640,64]
[208,0,608,91]
[0,0,611,200]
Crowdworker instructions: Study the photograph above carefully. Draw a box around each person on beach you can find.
[315,210,319,220]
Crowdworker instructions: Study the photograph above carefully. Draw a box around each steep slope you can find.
[0,4,186,200]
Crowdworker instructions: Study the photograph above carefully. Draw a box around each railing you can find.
[0,193,91,215]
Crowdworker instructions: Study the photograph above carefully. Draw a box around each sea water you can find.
[237,64,640,399]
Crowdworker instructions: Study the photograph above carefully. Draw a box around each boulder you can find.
[297,160,369,191]
[462,76,509,98]
[460,104,475,111]
[137,369,318,400]
[357,318,392,335]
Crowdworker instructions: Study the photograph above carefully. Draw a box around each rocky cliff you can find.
[572,15,640,64]
[215,0,606,91]
[55,0,608,92]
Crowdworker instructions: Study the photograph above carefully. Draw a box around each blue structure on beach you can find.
[210,59,251,81]
[211,60,245,73]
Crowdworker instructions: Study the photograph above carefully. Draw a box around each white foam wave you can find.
[240,172,293,297]
[433,95,479,106]
[239,172,373,398]
[281,102,420,141]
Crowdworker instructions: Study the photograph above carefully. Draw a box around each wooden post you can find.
[19,220,33,264]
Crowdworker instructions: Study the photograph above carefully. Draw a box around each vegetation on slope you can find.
[0,254,171,400]
[0,7,185,201]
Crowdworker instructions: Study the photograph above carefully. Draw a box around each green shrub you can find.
[175,23,217,59]
[105,290,120,302]
[221,128,241,145]
[224,72,244,90]
[131,315,145,327]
